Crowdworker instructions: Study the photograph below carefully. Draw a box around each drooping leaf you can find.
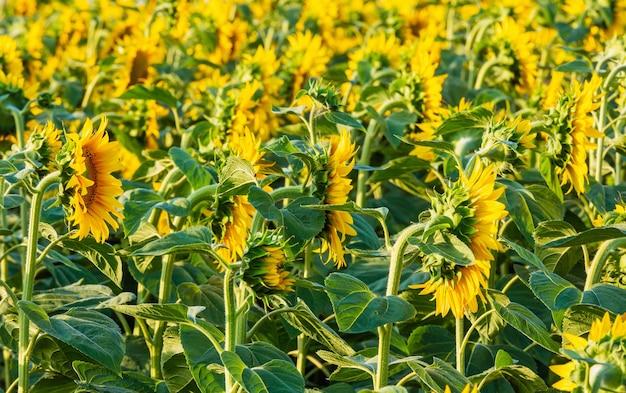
[468,364,549,393]
[180,326,224,393]
[581,284,626,314]
[282,196,326,243]
[60,238,124,288]
[491,294,560,353]
[408,358,470,393]
[324,111,366,131]
[131,226,215,257]
[121,188,190,237]
[325,273,416,333]
[502,238,548,273]
[73,361,162,393]
[407,325,455,362]
[119,84,177,108]
[533,220,581,275]
[217,156,257,199]
[19,302,124,374]
[279,299,355,356]
[169,147,214,190]
[541,225,626,248]
[367,156,431,184]
[528,271,582,311]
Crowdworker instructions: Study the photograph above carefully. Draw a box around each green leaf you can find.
[262,136,300,157]
[474,88,509,106]
[502,238,548,273]
[414,235,475,267]
[60,238,124,288]
[252,360,305,393]
[19,302,124,374]
[494,350,514,369]
[73,361,161,393]
[325,273,416,333]
[555,59,594,73]
[468,365,548,393]
[561,304,609,336]
[109,303,224,342]
[385,111,418,148]
[316,350,376,381]
[248,186,283,223]
[408,358,470,393]
[180,326,224,393]
[407,326,455,363]
[368,156,431,184]
[220,351,268,393]
[529,271,582,311]
[169,147,214,190]
[360,387,408,393]
[119,84,177,108]
[303,200,388,225]
[32,283,131,312]
[581,284,626,314]
[282,196,326,243]
[1,194,24,209]
[217,156,257,198]
[131,226,214,257]
[539,155,563,201]
[401,138,456,156]
[121,188,190,237]
[541,225,626,247]
[279,299,355,356]
[271,105,307,116]
[178,280,225,326]
[324,111,366,131]
[533,220,581,275]
[492,295,560,353]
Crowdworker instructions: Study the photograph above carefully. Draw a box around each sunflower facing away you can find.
[550,312,626,392]
[314,129,358,268]
[411,160,508,318]
[64,116,124,243]
[545,74,603,195]
[243,232,296,297]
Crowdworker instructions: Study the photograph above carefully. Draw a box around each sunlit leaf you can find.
[61,238,124,288]
[131,226,214,257]
[324,111,365,131]
[170,147,214,190]
[528,271,582,311]
[119,84,177,108]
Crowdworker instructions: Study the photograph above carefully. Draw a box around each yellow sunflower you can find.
[411,160,508,318]
[550,312,626,392]
[546,74,603,195]
[28,121,63,171]
[315,129,358,268]
[243,233,296,296]
[283,30,331,99]
[65,116,124,243]
[0,35,24,77]
[442,383,479,393]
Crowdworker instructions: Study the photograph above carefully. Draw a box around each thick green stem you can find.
[456,317,466,375]
[224,267,237,392]
[375,223,423,389]
[584,238,626,290]
[17,171,61,393]
[297,243,314,376]
[150,254,175,379]
[0,180,11,391]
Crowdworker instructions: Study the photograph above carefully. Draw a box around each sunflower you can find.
[411,160,508,318]
[243,233,296,296]
[545,74,603,195]
[314,129,358,268]
[550,312,626,392]
[283,30,331,99]
[27,121,63,171]
[0,35,24,77]
[489,16,539,94]
[442,384,479,393]
[64,116,124,243]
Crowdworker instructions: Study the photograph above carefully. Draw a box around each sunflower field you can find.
[2,0,626,392]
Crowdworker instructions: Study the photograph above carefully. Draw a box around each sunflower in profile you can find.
[544,74,603,195]
[282,30,331,99]
[27,121,63,172]
[243,231,296,297]
[550,312,626,392]
[411,160,507,318]
[314,129,358,268]
[64,116,124,243]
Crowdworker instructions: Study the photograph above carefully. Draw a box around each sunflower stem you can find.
[0,179,11,391]
[456,317,465,375]
[375,222,423,389]
[224,267,237,393]
[473,57,501,90]
[297,243,314,377]
[17,171,61,393]
[584,238,626,290]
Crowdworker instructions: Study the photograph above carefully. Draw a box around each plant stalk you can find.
[455,317,465,375]
[584,238,626,290]
[17,171,60,393]
[375,223,422,389]
[224,267,237,392]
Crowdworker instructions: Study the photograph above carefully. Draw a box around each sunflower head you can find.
[411,160,507,318]
[550,312,626,392]
[25,121,63,173]
[312,129,358,268]
[544,74,603,195]
[242,231,296,298]
[60,116,124,243]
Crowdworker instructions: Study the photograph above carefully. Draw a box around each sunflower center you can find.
[83,148,99,209]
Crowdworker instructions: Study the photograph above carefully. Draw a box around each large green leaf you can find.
[317,350,376,382]
[19,302,124,374]
[408,358,470,393]
[32,283,133,312]
[248,186,283,223]
[325,273,416,333]
[60,237,124,288]
[533,220,581,275]
[407,325,455,362]
[177,280,225,326]
[217,156,257,199]
[581,284,626,314]
[109,303,224,343]
[122,188,190,236]
[502,238,548,273]
[131,226,214,257]
[491,294,560,353]
[560,304,609,336]
[169,147,214,190]
[73,361,164,393]
[541,225,626,248]
[324,111,366,131]
[529,271,582,311]
[282,196,326,243]
[280,299,355,356]
[367,156,431,184]
[163,352,200,393]
[468,364,548,393]
[414,234,475,267]
[119,84,177,108]
[180,326,224,393]
[220,351,305,393]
